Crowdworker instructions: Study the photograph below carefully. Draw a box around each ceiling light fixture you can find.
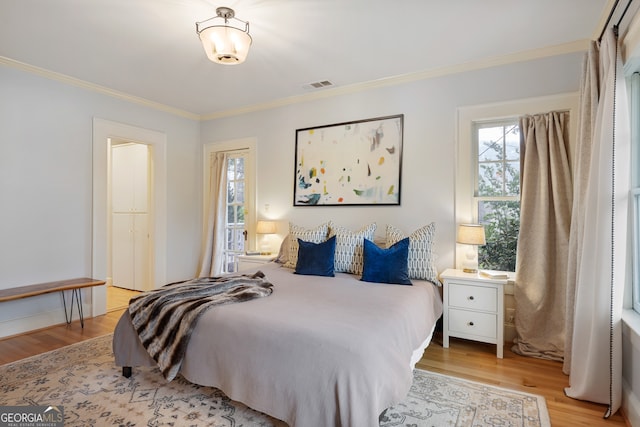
[196,6,252,65]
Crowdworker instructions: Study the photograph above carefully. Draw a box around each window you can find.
[456,94,577,274]
[631,73,640,313]
[474,120,521,272]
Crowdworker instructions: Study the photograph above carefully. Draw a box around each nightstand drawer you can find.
[448,308,497,339]
[448,283,497,311]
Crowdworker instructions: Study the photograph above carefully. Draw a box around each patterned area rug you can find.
[0,334,550,426]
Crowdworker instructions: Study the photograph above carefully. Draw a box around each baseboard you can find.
[0,303,92,339]
[504,323,516,345]
[623,378,640,427]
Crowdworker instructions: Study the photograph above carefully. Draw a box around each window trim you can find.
[630,72,640,313]
[456,93,579,271]
[633,189,640,312]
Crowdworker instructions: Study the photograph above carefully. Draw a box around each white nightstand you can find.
[440,268,510,358]
[237,254,276,272]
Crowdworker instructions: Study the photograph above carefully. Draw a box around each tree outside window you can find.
[474,121,521,272]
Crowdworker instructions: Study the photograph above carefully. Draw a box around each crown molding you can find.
[2,39,589,122]
[0,56,201,120]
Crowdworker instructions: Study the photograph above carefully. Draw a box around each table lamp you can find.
[256,220,277,254]
[456,224,486,273]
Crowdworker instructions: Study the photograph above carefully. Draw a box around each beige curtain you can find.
[564,28,630,418]
[197,151,228,277]
[512,111,572,361]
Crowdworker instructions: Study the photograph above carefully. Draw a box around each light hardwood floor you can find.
[0,313,630,426]
[420,333,629,426]
[106,285,140,312]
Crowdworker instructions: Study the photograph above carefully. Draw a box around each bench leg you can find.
[61,289,85,328]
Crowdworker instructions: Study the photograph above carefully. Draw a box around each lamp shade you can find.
[256,220,277,234]
[456,224,486,245]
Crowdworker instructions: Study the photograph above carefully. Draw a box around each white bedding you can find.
[113,262,443,426]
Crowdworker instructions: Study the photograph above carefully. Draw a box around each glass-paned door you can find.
[223,153,247,273]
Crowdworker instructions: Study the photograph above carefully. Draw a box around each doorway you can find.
[109,141,151,307]
[92,118,167,317]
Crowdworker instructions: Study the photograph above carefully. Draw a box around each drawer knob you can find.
[468,295,475,301]
[468,321,475,326]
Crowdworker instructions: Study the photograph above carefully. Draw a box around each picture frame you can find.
[293,114,404,206]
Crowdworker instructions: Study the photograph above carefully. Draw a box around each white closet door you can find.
[131,145,149,213]
[112,213,134,289]
[133,214,149,291]
[112,145,134,213]
[112,144,148,213]
[112,213,149,291]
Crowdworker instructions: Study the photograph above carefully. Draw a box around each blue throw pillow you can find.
[295,236,336,277]
[361,238,412,285]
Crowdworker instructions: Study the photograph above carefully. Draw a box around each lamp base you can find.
[462,267,478,273]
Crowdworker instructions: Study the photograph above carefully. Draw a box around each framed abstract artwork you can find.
[293,114,404,206]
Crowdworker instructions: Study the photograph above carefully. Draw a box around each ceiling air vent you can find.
[303,80,334,90]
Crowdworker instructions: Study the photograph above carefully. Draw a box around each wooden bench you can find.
[0,278,106,328]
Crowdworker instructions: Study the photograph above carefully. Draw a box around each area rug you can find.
[0,334,550,426]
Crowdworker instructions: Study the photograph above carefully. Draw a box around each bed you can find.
[113,223,443,427]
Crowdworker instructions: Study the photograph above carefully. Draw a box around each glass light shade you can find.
[199,25,252,65]
[256,220,276,234]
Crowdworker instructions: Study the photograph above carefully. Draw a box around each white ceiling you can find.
[0,0,612,118]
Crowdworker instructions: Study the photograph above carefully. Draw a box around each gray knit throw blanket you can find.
[128,271,273,381]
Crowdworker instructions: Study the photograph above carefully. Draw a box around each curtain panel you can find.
[198,151,228,277]
[512,111,572,361]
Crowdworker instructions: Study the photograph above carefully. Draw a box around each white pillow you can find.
[386,223,440,285]
[283,222,331,269]
[330,223,377,275]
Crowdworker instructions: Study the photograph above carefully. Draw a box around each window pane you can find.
[236,158,245,179]
[478,127,502,161]
[505,125,520,160]
[227,159,235,181]
[227,205,234,224]
[226,253,237,273]
[237,181,245,203]
[227,181,234,203]
[226,228,233,250]
[478,163,503,196]
[478,200,520,272]
[234,228,245,251]
[505,161,520,195]
[235,206,245,224]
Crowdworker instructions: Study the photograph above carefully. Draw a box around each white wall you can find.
[201,53,585,276]
[0,51,586,333]
[0,65,202,337]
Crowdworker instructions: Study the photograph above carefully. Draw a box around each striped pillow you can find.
[330,223,377,275]
[386,223,440,285]
[283,222,331,269]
